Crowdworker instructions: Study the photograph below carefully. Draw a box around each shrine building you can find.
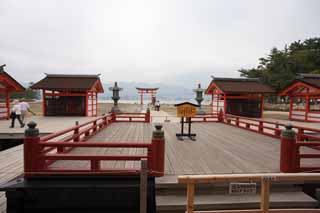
[31,74,104,116]
[279,73,320,122]
[205,77,274,118]
[0,64,25,120]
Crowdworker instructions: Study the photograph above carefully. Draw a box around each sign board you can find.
[174,102,198,118]
[229,183,256,195]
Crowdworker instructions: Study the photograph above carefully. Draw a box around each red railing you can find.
[223,114,320,143]
[24,138,165,177]
[295,142,320,172]
[190,113,219,122]
[23,113,164,178]
[114,110,150,123]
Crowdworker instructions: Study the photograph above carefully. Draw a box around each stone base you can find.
[110,106,121,114]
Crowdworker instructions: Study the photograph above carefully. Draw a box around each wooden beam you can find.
[260,179,270,213]
[187,183,195,213]
[178,173,320,184]
[140,159,148,213]
[194,210,320,213]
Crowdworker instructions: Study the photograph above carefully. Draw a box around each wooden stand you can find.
[176,117,196,141]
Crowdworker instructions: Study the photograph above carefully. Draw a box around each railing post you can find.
[218,109,224,122]
[111,111,116,122]
[297,128,304,141]
[24,121,44,177]
[145,108,151,123]
[93,120,97,132]
[280,124,297,172]
[236,117,239,126]
[259,121,263,133]
[275,122,281,137]
[73,121,80,142]
[151,124,165,177]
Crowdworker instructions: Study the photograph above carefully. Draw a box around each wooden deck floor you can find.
[0,122,319,212]
[50,122,320,174]
[0,145,23,213]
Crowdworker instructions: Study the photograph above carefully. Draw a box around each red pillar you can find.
[260,96,264,118]
[140,92,143,105]
[42,90,46,116]
[280,125,298,173]
[24,122,45,177]
[223,94,227,114]
[305,96,310,122]
[95,92,98,116]
[85,92,89,116]
[5,90,10,119]
[151,125,165,177]
[289,96,293,120]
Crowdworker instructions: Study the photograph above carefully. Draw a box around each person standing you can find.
[10,100,25,128]
[19,99,35,122]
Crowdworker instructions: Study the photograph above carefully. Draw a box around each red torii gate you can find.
[136,87,159,105]
[0,64,25,120]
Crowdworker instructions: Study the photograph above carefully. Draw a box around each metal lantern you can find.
[193,83,206,115]
[109,82,123,113]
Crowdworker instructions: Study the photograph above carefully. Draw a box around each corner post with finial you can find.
[150,124,165,176]
[280,124,298,172]
[24,121,45,177]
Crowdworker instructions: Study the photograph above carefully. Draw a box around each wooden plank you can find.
[260,180,270,213]
[140,159,148,213]
[187,183,195,213]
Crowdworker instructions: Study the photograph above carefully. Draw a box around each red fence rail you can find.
[190,113,219,122]
[23,110,159,178]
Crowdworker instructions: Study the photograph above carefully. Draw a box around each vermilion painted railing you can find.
[24,138,165,177]
[23,111,163,178]
[223,113,320,143]
[295,142,320,172]
[114,110,151,123]
[190,113,219,122]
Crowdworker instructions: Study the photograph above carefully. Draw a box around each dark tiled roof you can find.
[206,77,274,94]
[297,74,320,89]
[31,74,104,92]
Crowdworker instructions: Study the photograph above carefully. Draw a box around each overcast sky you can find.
[0,0,319,86]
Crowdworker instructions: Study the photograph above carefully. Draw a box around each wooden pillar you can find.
[42,90,46,116]
[85,92,89,116]
[289,96,293,120]
[5,90,10,119]
[305,95,310,122]
[260,95,264,118]
[223,94,227,114]
[95,92,98,116]
[211,93,214,114]
[140,92,143,105]
[91,92,94,117]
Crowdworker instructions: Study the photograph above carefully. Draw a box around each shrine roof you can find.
[297,74,320,89]
[205,77,274,94]
[31,74,104,92]
[0,64,25,92]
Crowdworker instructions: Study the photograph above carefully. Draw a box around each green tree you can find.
[239,37,320,93]
[10,82,40,100]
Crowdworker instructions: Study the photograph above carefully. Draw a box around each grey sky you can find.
[0,0,319,86]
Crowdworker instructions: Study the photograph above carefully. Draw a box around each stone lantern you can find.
[109,82,123,113]
[193,83,206,115]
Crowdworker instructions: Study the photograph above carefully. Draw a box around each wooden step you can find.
[156,191,319,212]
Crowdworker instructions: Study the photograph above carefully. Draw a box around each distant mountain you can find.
[100,82,205,101]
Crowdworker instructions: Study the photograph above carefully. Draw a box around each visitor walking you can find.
[10,100,25,128]
[155,100,160,111]
[19,99,35,122]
